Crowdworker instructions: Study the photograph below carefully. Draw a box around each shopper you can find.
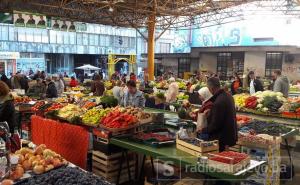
[165,77,179,103]
[1,74,12,89]
[120,80,145,108]
[69,76,78,87]
[201,77,237,152]
[0,81,16,134]
[52,75,65,95]
[45,77,58,98]
[40,71,46,80]
[91,74,105,96]
[112,80,122,103]
[27,78,46,98]
[247,71,263,95]
[11,73,21,89]
[129,72,137,82]
[273,70,289,98]
[231,73,242,95]
[19,74,29,92]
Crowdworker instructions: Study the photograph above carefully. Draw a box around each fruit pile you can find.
[82,101,97,109]
[177,81,186,90]
[45,103,64,112]
[101,109,138,129]
[8,145,67,181]
[82,108,111,126]
[239,120,292,136]
[31,101,46,112]
[18,166,111,185]
[133,132,173,142]
[238,132,278,146]
[210,151,248,164]
[177,92,189,100]
[236,115,251,127]
[14,96,32,104]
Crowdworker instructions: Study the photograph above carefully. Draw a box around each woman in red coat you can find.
[69,76,78,87]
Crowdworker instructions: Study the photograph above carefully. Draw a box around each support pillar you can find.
[147,14,156,81]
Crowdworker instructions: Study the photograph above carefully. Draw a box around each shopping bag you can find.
[196,112,207,131]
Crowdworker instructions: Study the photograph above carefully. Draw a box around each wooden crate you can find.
[92,150,135,184]
[176,136,219,157]
[207,156,250,174]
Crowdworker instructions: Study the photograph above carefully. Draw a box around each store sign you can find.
[0,52,20,59]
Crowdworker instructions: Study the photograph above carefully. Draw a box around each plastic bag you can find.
[196,112,207,131]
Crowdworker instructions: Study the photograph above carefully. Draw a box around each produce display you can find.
[236,115,251,127]
[238,132,279,146]
[177,81,187,90]
[18,167,111,185]
[239,120,292,136]
[233,93,250,108]
[244,96,258,109]
[117,106,151,120]
[100,96,118,107]
[101,110,138,129]
[82,101,97,109]
[210,151,249,164]
[44,103,64,113]
[177,92,189,100]
[57,104,85,122]
[31,101,46,112]
[8,145,67,181]
[82,108,111,126]
[133,132,174,142]
[14,96,32,104]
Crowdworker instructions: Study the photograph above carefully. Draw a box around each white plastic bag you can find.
[197,112,207,131]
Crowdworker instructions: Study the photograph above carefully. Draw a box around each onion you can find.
[33,165,45,174]
[1,179,13,185]
[35,144,46,155]
[22,160,32,171]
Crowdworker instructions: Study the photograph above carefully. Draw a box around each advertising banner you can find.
[14,11,47,28]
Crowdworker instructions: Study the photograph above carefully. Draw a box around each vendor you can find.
[27,78,46,98]
[248,71,263,95]
[231,73,242,95]
[46,77,58,98]
[120,80,145,108]
[0,81,16,134]
[165,77,179,103]
[201,77,237,152]
[91,74,105,96]
[69,76,78,87]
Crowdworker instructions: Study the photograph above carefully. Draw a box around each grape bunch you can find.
[19,167,111,185]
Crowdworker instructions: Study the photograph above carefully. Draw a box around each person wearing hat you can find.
[165,77,179,103]
[45,76,58,98]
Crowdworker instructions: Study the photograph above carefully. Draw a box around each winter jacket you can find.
[19,76,29,92]
[46,82,58,98]
[69,79,78,87]
[27,83,46,98]
[91,80,105,96]
[165,82,179,103]
[273,76,289,98]
[0,94,16,134]
[54,79,65,95]
[203,89,238,151]
[120,90,145,108]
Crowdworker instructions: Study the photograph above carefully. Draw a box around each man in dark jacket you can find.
[46,77,58,98]
[248,71,264,95]
[202,77,238,152]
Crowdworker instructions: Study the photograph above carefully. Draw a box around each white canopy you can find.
[76,64,100,70]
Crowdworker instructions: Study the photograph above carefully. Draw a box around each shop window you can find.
[178,58,190,78]
[217,52,244,80]
[265,52,283,77]
[159,42,171,53]
[76,33,83,45]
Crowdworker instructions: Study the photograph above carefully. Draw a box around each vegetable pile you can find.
[210,151,248,164]
[82,108,111,126]
[101,109,138,129]
[244,96,258,109]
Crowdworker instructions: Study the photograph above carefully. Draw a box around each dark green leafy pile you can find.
[262,96,283,112]
[290,103,300,112]
[100,96,118,107]
[156,92,165,99]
